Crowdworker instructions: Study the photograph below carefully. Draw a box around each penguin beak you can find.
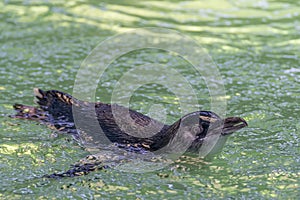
[221,117,248,135]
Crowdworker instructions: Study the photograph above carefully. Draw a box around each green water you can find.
[1,0,299,199]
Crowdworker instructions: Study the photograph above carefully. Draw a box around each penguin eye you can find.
[199,117,211,129]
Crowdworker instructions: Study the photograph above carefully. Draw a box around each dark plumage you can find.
[11,88,248,177]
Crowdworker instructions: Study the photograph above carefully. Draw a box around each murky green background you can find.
[0,0,299,199]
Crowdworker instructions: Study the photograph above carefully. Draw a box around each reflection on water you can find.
[0,0,299,199]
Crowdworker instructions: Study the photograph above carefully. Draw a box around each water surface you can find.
[0,0,299,199]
